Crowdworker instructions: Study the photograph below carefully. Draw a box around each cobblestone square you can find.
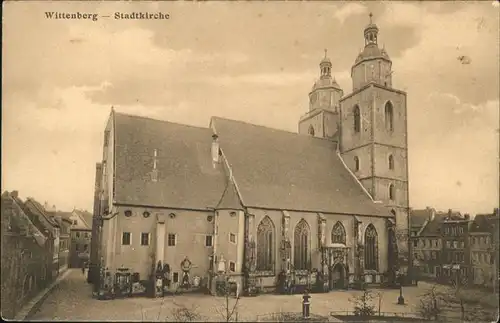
[31,270,427,321]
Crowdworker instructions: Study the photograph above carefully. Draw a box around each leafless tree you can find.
[416,284,443,321]
[439,271,498,322]
[213,277,240,322]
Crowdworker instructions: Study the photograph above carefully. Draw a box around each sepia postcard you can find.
[1,1,499,322]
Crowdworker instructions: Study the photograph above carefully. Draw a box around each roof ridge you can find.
[114,111,209,131]
[26,198,57,226]
[211,116,332,140]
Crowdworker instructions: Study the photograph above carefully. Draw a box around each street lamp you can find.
[397,271,405,305]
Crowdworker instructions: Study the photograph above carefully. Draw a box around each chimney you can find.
[429,208,435,221]
[11,191,18,198]
[211,134,220,165]
[494,208,499,217]
[448,209,452,217]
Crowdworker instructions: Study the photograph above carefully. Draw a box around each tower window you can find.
[385,102,394,132]
[388,155,394,170]
[308,125,315,136]
[354,156,360,172]
[389,184,395,201]
[353,105,361,133]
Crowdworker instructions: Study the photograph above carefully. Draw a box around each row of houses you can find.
[0,191,93,319]
[410,207,499,291]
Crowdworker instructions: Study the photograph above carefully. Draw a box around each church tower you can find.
[339,14,410,271]
[298,50,344,140]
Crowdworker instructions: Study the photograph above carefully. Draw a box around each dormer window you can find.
[151,149,159,182]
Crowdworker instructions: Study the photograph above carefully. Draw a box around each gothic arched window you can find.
[388,154,394,170]
[308,125,315,136]
[364,224,378,270]
[353,105,361,133]
[389,184,395,201]
[354,156,360,172]
[294,219,310,270]
[331,221,346,244]
[257,216,275,271]
[385,101,394,132]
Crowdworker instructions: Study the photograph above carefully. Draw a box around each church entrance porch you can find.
[329,263,347,290]
[321,244,350,291]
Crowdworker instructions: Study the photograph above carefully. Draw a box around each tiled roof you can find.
[215,179,244,210]
[410,208,432,227]
[25,198,59,228]
[2,193,47,246]
[113,113,229,210]
[470,213,496,233]
[211,117,390,216]
[56,211,73,220]
[76,210,93,229]
[420,213,446,237]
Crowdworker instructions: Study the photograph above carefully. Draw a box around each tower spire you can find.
[324,48,327,59]
[364,12,379,46]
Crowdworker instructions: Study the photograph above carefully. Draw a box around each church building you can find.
[90,15,410,297]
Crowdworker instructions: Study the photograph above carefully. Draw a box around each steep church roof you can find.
[111,112,390,217]
[211,117,390,217]
[113,112,229,210]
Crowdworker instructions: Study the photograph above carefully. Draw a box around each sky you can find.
[2,1,499,215]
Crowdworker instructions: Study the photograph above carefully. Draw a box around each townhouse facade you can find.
[1,191,53,319]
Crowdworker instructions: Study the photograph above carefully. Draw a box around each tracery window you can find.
[364,224,378,270]
[294,219,310,270]
[257,216,275,271]
[331,221,346,244]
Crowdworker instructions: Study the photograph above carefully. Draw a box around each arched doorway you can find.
[329,263,346,290]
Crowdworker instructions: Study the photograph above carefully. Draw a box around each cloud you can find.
[334,3,368,24]
[202,71,316,87]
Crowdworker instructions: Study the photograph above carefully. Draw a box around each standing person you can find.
[82,261,86,275]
